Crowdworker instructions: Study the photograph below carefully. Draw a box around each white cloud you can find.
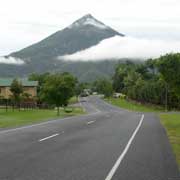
[0,56,25,65]
[59,36,180,61]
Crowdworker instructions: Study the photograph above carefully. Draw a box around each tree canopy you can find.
[93,78,113,98]
[157,53,180,97]
[112,54,180,110]
[40,73,76,115]
[10,79,23,104]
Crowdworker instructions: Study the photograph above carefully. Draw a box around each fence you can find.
[0,99,52,111]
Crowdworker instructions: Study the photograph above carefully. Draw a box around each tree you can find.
[94,79,113,98]
[29,72,50,97]
[157,53,180,97]
[123,71,142,100]
[41,73,76,115]
[10,79,23,109]
[75,83,86,97]
[22,92,31,101]
[113,62,137,92]
[111,56,180,110]
[156,53,180,110]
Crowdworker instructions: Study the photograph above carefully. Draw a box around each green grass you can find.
[0,107,84,128]
[160,113,180,169]
[105,98,164,112]
[68,96,78,104]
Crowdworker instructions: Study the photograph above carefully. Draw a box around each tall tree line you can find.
[112,53,180,110]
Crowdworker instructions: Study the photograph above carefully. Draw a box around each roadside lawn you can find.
[105,97,164,112]
[160,113,180,169]
[0,107,84,128]
[69,96,78,104]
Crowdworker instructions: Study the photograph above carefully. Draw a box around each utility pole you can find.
[6,99,8,112]
[165,82,168,112]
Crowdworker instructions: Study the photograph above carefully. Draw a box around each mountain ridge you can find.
[0,14,125,81]
[9,14,124,60]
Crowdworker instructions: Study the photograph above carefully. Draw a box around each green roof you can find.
[0,78,38,87]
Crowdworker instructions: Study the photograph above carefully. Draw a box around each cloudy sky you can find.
[0,0,180,56]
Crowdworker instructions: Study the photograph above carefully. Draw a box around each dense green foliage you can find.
[113,54,180,110]
[93,79,113,97]
[40,73,77,115]
[10,79,23,104]
[29,72,50,96]
[75,82,88,97]
[0,60,119,82]
[157,53,180,97]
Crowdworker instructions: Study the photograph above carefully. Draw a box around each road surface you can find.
[0,96,179,180]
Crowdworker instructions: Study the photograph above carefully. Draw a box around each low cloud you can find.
[0,56,25,65]
[59,36,180,61]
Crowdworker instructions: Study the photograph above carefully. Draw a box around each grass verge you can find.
[160,113,180,169]
[105,97,164,112]
[0,107,84,128]
[68,96,78,104]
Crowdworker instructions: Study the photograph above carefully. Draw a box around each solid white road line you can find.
[87,121,95,125]
[39,133,59,142]
[105,114,144,180]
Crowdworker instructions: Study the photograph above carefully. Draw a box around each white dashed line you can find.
[87,121,95,125]
[39,133,59,142]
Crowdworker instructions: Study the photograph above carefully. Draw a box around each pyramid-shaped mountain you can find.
[10,14,124,61]
[0,14,125,81]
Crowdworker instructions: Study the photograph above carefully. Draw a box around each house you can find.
[0,78,38,99]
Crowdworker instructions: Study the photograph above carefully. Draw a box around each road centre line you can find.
[87,121,95,125]
[39,133,59,142]
[105,114,144,180]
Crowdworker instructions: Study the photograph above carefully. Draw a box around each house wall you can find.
[0,87,11,99]
[0,86,37,99]
[23,87,37,97]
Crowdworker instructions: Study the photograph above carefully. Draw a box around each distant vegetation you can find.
[0,59,118,82]
[112,53,180,110]
[92,78,113,98]
[28,53,179,111]
[2,52,179,114]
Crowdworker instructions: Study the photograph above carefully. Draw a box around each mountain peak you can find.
[3,13,125,77]
[68,14,109,29]
[82,13,94,19]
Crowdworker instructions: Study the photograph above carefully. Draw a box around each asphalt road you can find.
[0,96,179,180]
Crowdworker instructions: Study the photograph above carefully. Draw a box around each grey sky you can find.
[0,0,180,56]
